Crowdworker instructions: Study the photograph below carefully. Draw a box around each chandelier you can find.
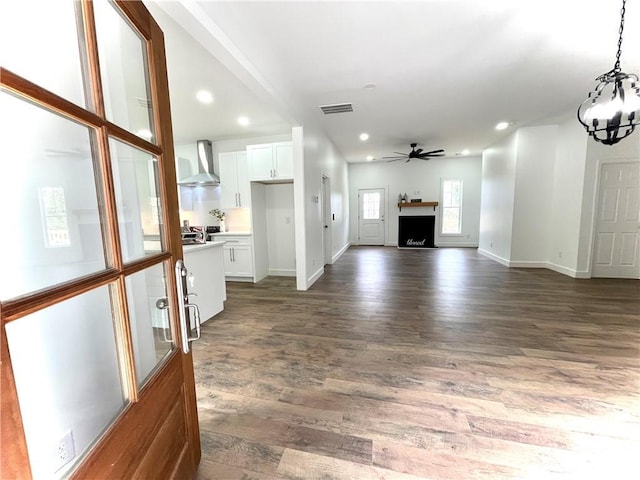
[577,0,640,145]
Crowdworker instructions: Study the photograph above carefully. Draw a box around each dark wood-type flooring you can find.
[193,246,639,479]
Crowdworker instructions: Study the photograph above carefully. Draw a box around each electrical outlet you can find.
[52,430,75,472]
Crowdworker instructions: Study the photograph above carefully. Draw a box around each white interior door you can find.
[358,188,385,245]
[592,162,640,279]
[322,176,331,264]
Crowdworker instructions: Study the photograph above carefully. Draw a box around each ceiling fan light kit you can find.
[577,0,640,145]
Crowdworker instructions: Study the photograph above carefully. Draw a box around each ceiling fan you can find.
[384,143,445,162]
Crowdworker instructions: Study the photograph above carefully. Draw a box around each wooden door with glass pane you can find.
[0,1,200,478]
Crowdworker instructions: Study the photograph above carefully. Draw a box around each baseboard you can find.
[546,262,590,279]
[437,242,479,248]
[306,265,325,289]
[268,269,296,277]
[331,243,350,264]
[477,248,510,267]
[479,251,592,279]
[509,261,548,268]
[224,276,253,283]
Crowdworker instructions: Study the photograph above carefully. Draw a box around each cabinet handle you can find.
[232,247,235,262]
[238,193,241,206]
[235,193,238,207]
[229,249,233,262]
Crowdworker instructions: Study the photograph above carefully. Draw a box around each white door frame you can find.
[590,159,640,278]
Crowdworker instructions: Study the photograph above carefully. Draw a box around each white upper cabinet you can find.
[219,151,250,208]
[247,141,293,181]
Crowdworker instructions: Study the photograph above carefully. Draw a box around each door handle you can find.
[175,259,202,354]
[155,297,172,343]
[185,303,201,342]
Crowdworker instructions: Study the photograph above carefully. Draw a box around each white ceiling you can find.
[145,3,293,144]
[148,0,640,162]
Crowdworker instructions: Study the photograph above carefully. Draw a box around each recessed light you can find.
[462,149,470,155]
[364,83,376,90]
[196,90,213,104]
[359,132,369,141]
[237,116,250,126]
[495,121,509,130]
[366,155,374,161]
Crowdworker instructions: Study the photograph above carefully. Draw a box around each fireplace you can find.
[398,215,436,248]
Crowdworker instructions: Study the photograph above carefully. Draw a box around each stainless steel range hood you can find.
[178,140,220,186]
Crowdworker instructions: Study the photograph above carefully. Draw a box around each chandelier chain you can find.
[614,0,626,72]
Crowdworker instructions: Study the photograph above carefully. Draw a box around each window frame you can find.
[440,178,463,236]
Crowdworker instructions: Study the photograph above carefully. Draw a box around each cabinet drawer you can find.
[213,235,251,245]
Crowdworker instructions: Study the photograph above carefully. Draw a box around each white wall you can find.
[265,183,296,276]
[250,182,269,281]
[349,156,482,247]
[478,133,518,262]
[479,120,639,278]
[548,119,588,274]
[293,125,350,290]
[511,126,557,264]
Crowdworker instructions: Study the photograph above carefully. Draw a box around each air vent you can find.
[319,103,353,114]
[136,97,152,109]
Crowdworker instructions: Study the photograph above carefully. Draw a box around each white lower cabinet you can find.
[213,234,254,281]
[182,243,226,322]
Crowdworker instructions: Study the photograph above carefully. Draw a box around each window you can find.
[442,179,462,235]
[362,192,381,219]
[39,186,71,247]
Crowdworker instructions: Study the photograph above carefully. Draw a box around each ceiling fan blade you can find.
[393,152,408,156]
[414,148,423,155]
[386,158,404,162]
[405,158,411,163]
[383,155,406,159]
[419,153,445,157]
[422,149,445,155]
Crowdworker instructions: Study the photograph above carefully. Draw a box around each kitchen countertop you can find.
[182,240,225,253]
[212,232,251,236]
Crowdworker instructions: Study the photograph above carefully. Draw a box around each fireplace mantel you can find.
[397,201,438,212]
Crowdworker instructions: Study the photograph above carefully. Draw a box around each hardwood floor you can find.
[193,246,640,479]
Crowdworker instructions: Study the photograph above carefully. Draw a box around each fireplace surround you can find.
[398,215,436,248]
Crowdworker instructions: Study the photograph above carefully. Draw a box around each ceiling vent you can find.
[319,103,353,114]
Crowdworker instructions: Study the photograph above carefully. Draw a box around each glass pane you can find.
[109,138,165,262]
[362,192,380,220]
[5,286,126,479]
[443,207,461,234]
[0,91,108,301]
[443,180,461,207]
[0,1,89,108]
[125,263,173,387]
[93,0,155,142]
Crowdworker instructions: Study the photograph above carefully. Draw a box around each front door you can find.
[1,1,200,478]
[592,161,640,279]
[358,188,385,245]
